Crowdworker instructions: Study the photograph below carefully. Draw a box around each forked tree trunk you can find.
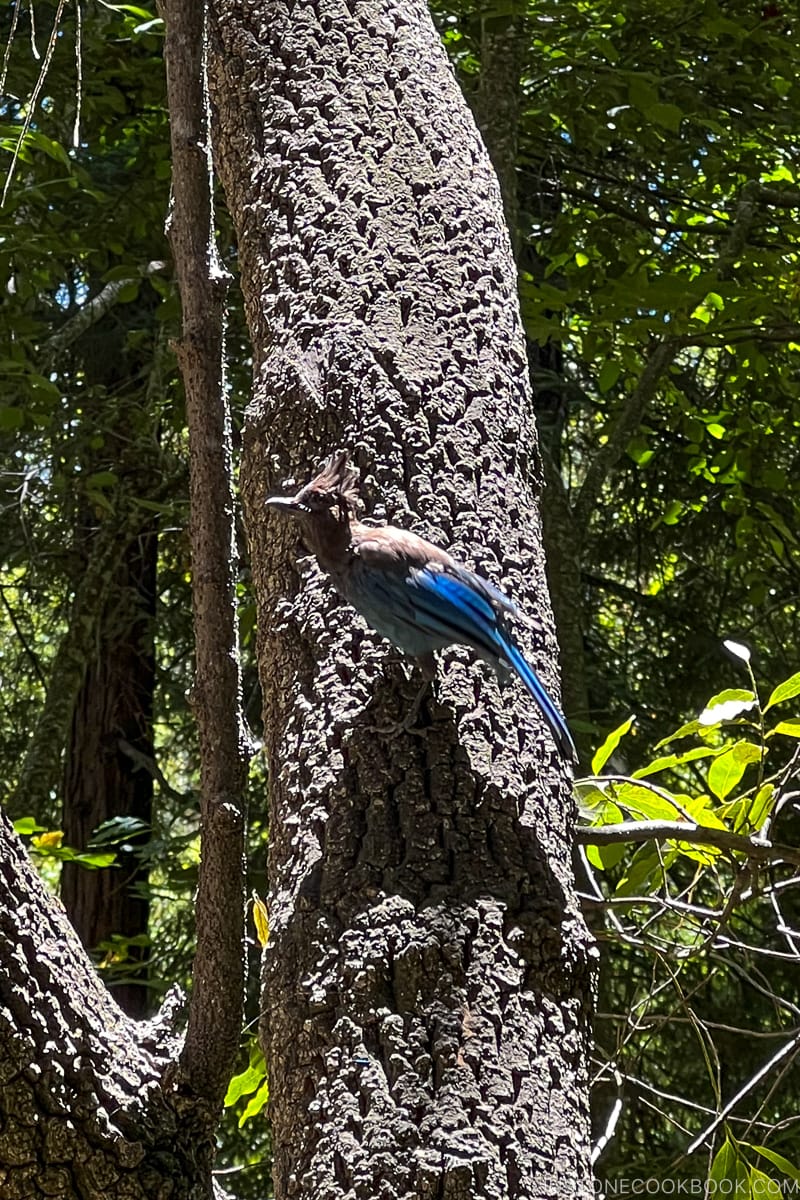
[207,0,595,1196]
[0,809,206,1197]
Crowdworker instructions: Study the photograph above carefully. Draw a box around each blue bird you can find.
[266,451,577,761]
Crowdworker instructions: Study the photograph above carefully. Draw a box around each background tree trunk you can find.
[61,521,157,1019]
[207,0,596,1196]
[471,22,591,757]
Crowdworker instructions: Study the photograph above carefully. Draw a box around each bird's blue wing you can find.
[409,567,577,761]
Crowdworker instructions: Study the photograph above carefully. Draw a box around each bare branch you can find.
[683,1032,800,1157]
[572,339,677,538]
[576,819,800,869]
[41,261,169,366]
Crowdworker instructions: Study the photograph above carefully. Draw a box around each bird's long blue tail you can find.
[409,568,578,762]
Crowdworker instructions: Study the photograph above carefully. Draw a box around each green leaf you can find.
[749,1167,782,1199]
[707,741,761,800]
[649,102,683,132]
[746,1144,800,1183]
[13,817,47,835]
[699,689,757,726]
[613,782,682,822]
[765,672,800,712]
[97,1,157,16]
[771,719,800,738]
[25,130,71,168]
[0,406,24,431]
[633,747,720,778]
[585,841,628,870]
[737,784,774,833]
[225,1048,266,1107]
[710,1138,749,1196]
[85,471,118,489]
[574,783,612,819]
[102,265,140,283]
[591,716,635,774]
[238,1080,269,1128]
[598,360,621,393]
[655,719,705,748]
[74,851,117,869]
[614,843,662,897]
[116,281,141,304]
[626,435,653,466]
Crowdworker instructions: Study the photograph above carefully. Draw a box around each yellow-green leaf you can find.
[770,719,800,739]
[699,689,757,725]
[765,671,800,712]
[252,892,269,948]
[707,741,761,800]
[591,716,635,775]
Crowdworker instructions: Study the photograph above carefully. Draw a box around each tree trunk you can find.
[61,523,157,1019]
[207,0,596,1196]
[0,811,212,1198]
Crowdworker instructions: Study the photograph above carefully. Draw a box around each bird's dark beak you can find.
[265,496,307,516]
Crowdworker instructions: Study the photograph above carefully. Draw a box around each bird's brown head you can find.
[266,450,361,526]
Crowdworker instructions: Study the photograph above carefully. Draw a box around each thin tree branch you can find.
[683,1032,800,1157]
[162,0,251,1119]
[41,261,169,366]
[573,339,677,538]
[576,819,800,870]
[0,583,47,688]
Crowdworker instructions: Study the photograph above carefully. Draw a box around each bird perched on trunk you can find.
[266,451,577,762]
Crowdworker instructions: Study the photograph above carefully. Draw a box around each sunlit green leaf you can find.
[591,716,635,774]
[765,672,800,712]
[707,741,761,800]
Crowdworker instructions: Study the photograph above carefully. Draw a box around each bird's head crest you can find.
[266,450,361,522]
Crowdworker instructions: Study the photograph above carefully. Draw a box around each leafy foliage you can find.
[580,659,800,1190]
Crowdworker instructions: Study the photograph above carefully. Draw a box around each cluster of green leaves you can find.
[583,660,800,885]
[448,0,800,739]
[578,650,800,1190]
[711,1134,800,1200]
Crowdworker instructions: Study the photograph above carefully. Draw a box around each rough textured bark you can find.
[61,524,157,1019]
[474,15,525,258]
[207,0,595,1197]
[0,811,208,1197]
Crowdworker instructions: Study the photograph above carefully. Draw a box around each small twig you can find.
[0,584,47,688]
[2,0,68,206]
[573,339,677,538]
[592,1069,623,1165]
[683,1032,800,1157]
